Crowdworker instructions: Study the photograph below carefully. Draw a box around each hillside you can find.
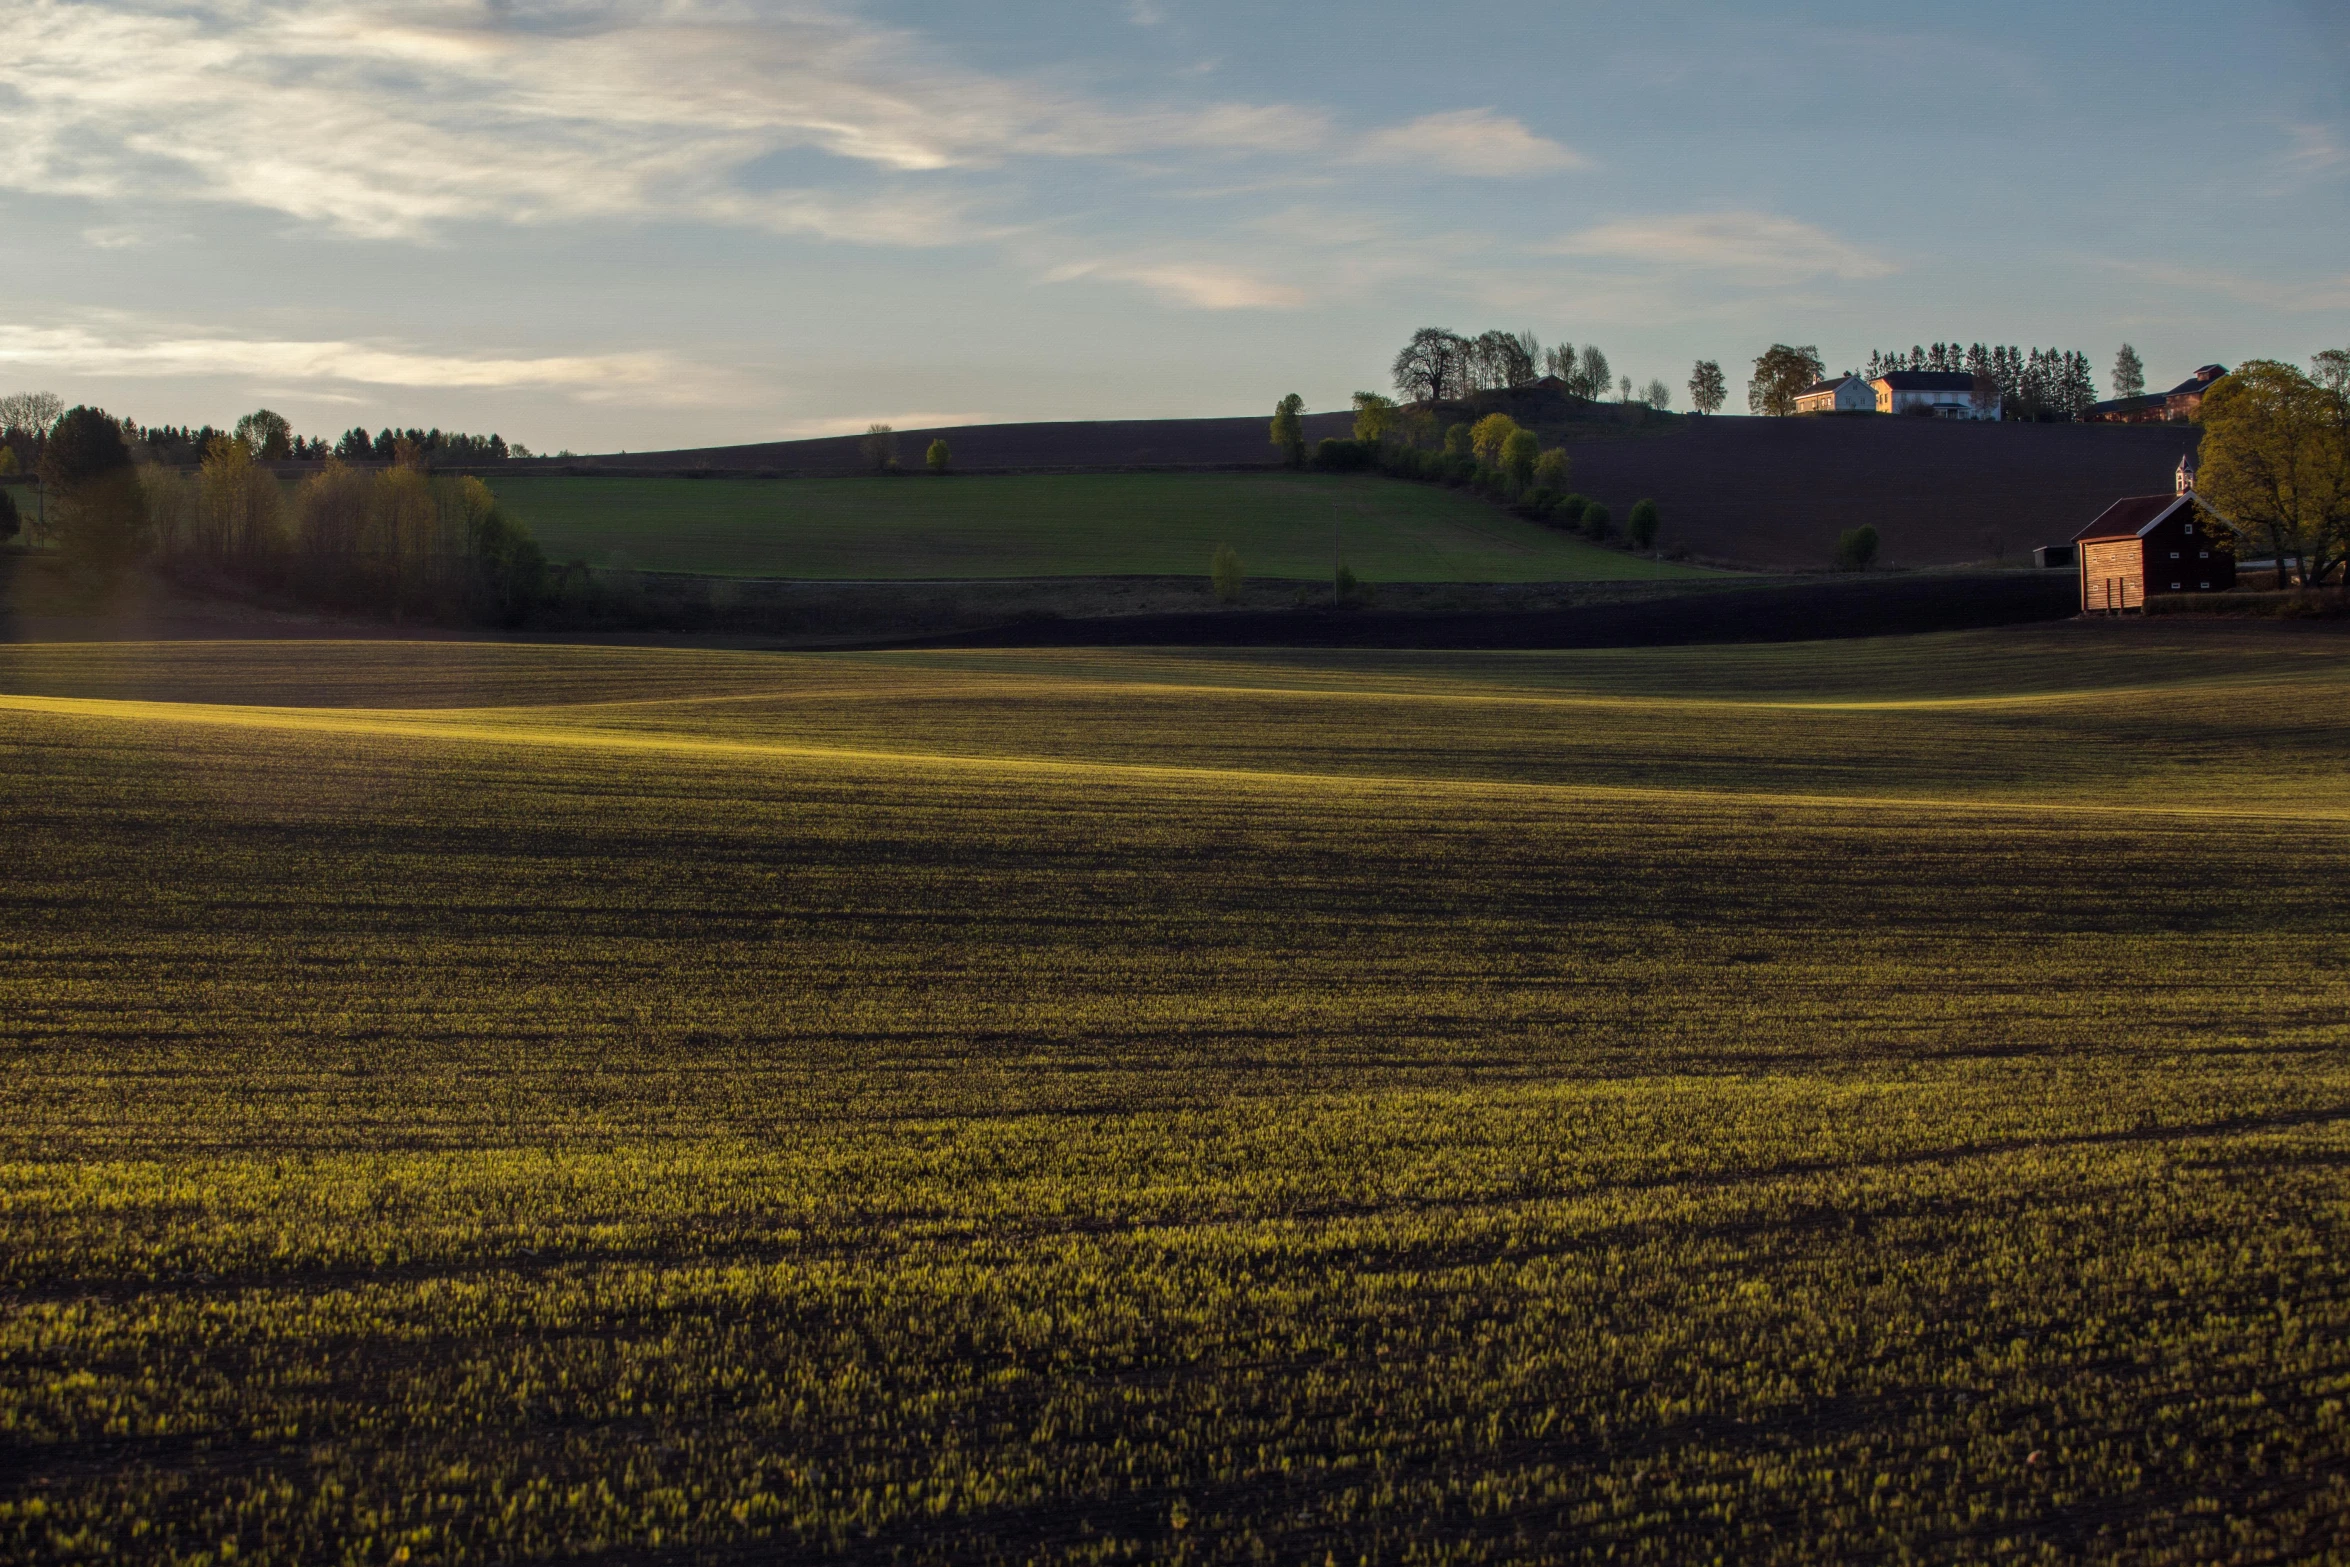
[495,471,1702,583]
[543,411,2202,571]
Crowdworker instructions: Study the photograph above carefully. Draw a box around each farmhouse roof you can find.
[1871,371,1977,391]
[1797,377,1854,396]
[2074,494,2190,542]
[2163,365,2227,398]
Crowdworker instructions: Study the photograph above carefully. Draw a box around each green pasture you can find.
[489,471,1701,582]
[2,623,2347,1564]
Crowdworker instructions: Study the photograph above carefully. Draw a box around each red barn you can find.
[2075,457,2236,613]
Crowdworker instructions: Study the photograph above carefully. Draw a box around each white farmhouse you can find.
[1870,370,1999,420]
[1792,376,1875,415]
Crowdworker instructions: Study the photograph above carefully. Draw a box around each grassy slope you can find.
[2,624,2347,1564]
[491,471,1704,582]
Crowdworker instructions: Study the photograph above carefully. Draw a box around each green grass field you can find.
[3,624,2347,1564]
[489,472,1702,582]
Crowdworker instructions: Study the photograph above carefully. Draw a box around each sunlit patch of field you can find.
[1,623,2346,1564]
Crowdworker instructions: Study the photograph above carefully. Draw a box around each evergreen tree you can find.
[2112,343,2146,399]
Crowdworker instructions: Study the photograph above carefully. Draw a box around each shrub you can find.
[1335,563,1359,602]
[1533,448,1571,492]
[1312,438,1374,471]
[1555,492,1590,528]
[925,439,951,475]
[1582,503,1613,542]
[1836,525,1881,570]
[1628,499,1661,551]
[0,485,16,545]
[1210,544,1243,604]
[1443,423,1472,458]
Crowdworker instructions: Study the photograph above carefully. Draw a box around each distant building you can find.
[1792,376,1876,415]
[2074,456,2235,613]
[1870,371,1998,420]
[2084,365,2227,425]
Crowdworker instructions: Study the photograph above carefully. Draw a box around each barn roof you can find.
[2074,493,2190,542]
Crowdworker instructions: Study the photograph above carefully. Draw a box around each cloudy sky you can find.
[1,0,2343,452]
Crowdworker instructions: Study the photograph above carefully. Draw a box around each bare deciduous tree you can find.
[1392,328,1468,403]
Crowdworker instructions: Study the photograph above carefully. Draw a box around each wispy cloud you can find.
[0,319,726,402]
[1043,259,1305,310]
[2278,122,2350,181]
[0,0,1329,241]
[1550,212,1895,282]
[1354,110,1584,177]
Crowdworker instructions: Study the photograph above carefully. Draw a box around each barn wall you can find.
[2081,539,2145,612]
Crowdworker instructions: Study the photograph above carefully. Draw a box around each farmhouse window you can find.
[2172,581,2183,590]
[2200,550,2209,558]
[2170,551,2181,559]
[2200,581,2211,589]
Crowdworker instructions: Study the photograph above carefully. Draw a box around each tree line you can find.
[7,404,545,623]
[1859,343,2100,420]
[0,394,541,472]
[1271,391,1668,555]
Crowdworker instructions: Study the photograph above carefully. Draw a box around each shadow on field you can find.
[887,571,2080,651]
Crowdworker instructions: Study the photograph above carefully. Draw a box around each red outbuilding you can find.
[2075,458,2236,613]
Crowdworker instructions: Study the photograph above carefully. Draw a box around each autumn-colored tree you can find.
[1532,448,1571,492]
[1351,391,1398,445]
[1469,412,1520,465]
[2195,358,2349,591]
[199,436,288,559]
[926,439,951,475]
[1750,345,1827,417]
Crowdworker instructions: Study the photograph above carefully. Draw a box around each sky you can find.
[0,0,2343,453]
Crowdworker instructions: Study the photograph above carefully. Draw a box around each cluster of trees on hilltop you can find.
[1391,328,1676,407]
[1390,328,1707,414]
[1858,343,2099,420]
[17,404,545,623]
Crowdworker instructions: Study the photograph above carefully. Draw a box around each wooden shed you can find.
[2074,460,2235,613]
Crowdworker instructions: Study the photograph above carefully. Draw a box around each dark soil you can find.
[521,408,2205,572]
[880,571,2082,651]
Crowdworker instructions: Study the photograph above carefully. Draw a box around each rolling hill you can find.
[535,409,2202,572]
